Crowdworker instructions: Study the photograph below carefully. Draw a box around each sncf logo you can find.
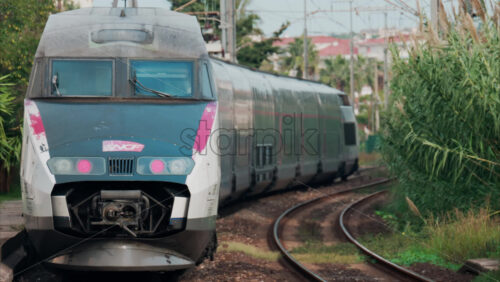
[103,140,145,152]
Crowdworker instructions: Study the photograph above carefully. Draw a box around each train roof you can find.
[35,8,207,59]
[209,56,345,95]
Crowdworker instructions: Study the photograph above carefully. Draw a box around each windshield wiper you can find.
[52,73,61,96]
[129,76,173,98]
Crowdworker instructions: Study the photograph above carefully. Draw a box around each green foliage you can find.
[319,55,378,95]
[382,9,500,215]
[474,269,500,282]
[0,0,58,191]
[361,232,460,270]
[0,0,55,89]
[237,22,289,69]
[426,208,500,263]
[169,0,288,69]
[0,75,21,170]
[0,178,20,203]
[281,37,318,78]
[391,247,460,270]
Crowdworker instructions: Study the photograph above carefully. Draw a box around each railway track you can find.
[272,177,434,282]
[340,191,433,282]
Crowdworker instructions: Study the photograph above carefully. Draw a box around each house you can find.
[357,34,411,61]
[70,0,93,8]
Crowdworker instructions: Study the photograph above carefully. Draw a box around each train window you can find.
[339,95,351,106]
[51,60,112,96]
[201,64,214,98]
[256,144,273,167]
[344,123,357,146]
[130,61,193,98]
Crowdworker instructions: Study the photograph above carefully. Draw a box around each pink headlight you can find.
[77,159,92,174]
[150,159,165,174]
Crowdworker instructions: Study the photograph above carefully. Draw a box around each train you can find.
[19,7,358,272]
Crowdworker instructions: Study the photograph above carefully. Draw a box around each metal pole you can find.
[220,0,227,59]
[303,0,309,79]
[383,12,389,108]
[372,60,377,132]
[349,0,354,104]
[228,0,237,63]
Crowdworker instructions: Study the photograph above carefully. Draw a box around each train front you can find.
[20,8,220,271]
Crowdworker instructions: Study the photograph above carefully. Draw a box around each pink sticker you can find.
[103,140,145,152]
[29,114,46,136]
[194,102,217,153]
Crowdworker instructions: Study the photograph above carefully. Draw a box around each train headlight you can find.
[137,157,194,175]
[47,157,106,175]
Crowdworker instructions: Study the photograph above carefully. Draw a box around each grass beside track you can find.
[359,206,500,278]
[0,182,20,204]
[290,242,364,264]
[219,241,280,261]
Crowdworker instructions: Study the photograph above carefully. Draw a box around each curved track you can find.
[272,178,392,281]
[339,191,434,282]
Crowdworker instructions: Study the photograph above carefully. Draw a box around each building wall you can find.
[72,0,93,8]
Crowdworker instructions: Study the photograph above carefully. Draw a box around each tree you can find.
[0,1,55,92]
[237,22,289,69]
[320,56,382,131]
[0,0,60,193]
[319,55,376,95]
[169,0,289,69]
[281,37,318,78]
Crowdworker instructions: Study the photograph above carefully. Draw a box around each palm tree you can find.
[319,55,376,95]
[281,37,318,78]
[0,75,21,193]
[320,56,383,132]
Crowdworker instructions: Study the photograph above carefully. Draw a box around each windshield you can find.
[51,60,113,96]
[130,61,193,98]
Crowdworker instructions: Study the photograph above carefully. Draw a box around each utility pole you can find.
[303,0,309,80]
[372,60,377,133]
[228,0,236,63]
[349,0,355,105]
[383,11,389,108]
[221,0,227,59]
[374,60,380,131]
[221,0,237,63]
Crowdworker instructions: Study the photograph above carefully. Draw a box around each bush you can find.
[0,75,21,192]
[382,4,500,216]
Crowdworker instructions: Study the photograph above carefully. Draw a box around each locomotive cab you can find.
[21,7,220,271]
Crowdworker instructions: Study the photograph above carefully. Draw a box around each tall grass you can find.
[382,1,500,215]
[426,208,500,262]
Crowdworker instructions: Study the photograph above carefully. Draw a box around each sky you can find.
[92,0,460,37]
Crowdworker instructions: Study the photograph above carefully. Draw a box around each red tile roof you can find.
[273,35,348,47]
[273,35,355,57]
[318,44,358,57]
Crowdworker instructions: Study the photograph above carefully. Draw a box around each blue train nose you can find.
[34,100,210,158]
